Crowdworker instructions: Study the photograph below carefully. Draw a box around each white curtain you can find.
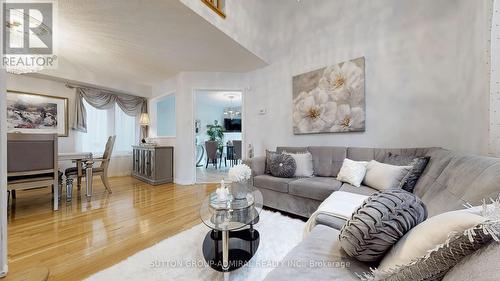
[76,100,137,155]
[76,100,110,154]
[114,105,137,153]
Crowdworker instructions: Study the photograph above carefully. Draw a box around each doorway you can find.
[194,90,244,183]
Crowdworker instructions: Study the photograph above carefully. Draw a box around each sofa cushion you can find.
[269,153,296,178]
[379,210,485,271]
[288,177,342,201]
[374,221,497,281]
[339,190,427,262]
[276,146,308,154]
[382,153,430,192]
[347,147,437,162]
[265,150,280,174]
[347,147,377,161]
[417,152,500,217]
[363,160,412,191]
[336,158,368,187]
[263,225,369,281]
[339,183,378,196]
[307,146,347,177]
[283,151,314,177]
[253,175,296,193]
[443,241,500,281]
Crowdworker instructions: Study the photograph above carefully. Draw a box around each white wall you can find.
[244,0,491,156]
[152,0,492,184]
[490,0,500,156]
[180,0,292,63]
[0,69,7,277]
[6,74,134,177]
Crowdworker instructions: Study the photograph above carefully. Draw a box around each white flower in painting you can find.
[330,104,365,132]
[319,61,364,105]
[228,164,252,183]
[293,88,337,133]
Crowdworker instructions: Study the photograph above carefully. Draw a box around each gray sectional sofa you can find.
[244,146,500,280]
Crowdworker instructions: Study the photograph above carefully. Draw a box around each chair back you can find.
[233,140,242,160]
[100,135,116,169]
[205,141,218,159]
[7,133,58,177]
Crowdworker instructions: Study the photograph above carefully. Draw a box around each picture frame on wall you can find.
[292,57,366,135]
[6,90,69,137]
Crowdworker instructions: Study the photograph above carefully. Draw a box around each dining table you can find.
[58,152,94,202]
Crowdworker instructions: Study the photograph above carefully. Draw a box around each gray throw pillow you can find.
[364,222,499,281]
[265,150,280,174]
[442,239,500,281]
[269,154,296,178]
[339,189,427,262]
[383,153,430,193]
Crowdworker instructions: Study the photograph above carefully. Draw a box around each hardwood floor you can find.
[5,176,216,281]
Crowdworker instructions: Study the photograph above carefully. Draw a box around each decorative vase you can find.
[231,180,249,200]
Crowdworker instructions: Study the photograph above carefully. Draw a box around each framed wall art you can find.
[6,90,69,137]
[292,57,365,134]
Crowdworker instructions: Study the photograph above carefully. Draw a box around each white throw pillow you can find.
[284,152,314,177]
[363,160,412,191]
[378,210,486,271]
[336,158,367,187]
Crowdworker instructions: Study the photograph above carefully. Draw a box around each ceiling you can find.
[51,0,267,86]
[196,90,242,107]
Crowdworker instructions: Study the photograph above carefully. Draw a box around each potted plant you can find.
[206,120,224,152]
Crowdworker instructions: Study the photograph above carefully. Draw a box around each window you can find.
[201,0,225,18]
[114,105,137,153]
[76,100,137,155]
[156,95,176,136]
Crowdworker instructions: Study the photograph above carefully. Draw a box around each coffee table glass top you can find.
[200,185,263,232]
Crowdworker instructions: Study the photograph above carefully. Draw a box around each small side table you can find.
[200,187,263,272]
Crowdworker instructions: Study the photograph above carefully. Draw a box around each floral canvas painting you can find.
[292,57,365,134]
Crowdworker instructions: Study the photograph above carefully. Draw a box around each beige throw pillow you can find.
[283,152,314,177]
[363,160,412,191]
[378,210,487,271]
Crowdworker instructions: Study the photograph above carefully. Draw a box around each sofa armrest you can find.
[243,156,266,177]
[315,214,348,230]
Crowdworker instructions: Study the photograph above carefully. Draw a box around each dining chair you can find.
[205,141,219,169]
[65,135,116,195]
[7,133,61,211]
[233,140,242,166]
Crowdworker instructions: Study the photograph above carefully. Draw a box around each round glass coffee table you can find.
[200,186,263,272]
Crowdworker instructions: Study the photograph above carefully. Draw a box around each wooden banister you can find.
[201,0,226,18]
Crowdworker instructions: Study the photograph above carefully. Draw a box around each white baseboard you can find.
[174,178,195,185]
[0,264,8,278]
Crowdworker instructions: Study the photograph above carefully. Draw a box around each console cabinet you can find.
[132,145,174,185]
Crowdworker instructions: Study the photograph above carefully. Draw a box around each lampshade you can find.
[139,113,150,126]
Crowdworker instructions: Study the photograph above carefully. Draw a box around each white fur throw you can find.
[304,191,368,237]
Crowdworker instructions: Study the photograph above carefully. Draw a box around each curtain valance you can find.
[71,85,147,133]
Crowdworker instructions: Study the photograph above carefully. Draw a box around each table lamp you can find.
[139,113,150,143]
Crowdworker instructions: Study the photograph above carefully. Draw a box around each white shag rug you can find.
[85,210,305,281]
